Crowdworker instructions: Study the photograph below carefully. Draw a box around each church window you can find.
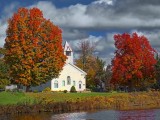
[62,80,65,86]
[66,51,71,56]
[73,81,76,86]
[67,76,71,85]
[54,80,58,88]
[79,81,82,89]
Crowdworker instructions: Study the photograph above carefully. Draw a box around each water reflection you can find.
[1,113,52,120]
[118,109,156,120]
[1,109,160,120]
[51,112,87,120]
[51,109,160,120]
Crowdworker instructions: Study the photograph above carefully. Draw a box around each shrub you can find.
[70,86,77,93]
[43,87,51,92]
[0,85,5,89]
[5,89,11,92]
[64,90,67,93]
[89,85,97,92]
[12,88,19,92]
[33,90,38,93]
[0,79,10,89]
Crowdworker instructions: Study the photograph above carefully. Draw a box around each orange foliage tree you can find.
[111,33,157,90]
[4,8,66,91]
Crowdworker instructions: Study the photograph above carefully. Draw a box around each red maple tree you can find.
[111,33,157,89]
[4,8,66,90]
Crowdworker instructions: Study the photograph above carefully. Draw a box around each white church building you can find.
[31,41,87,92]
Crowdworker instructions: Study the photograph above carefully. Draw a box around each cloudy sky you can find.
[0,0,160,64]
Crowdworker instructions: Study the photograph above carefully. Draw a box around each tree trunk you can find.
[26,86,30,92]
[128,80,134,92]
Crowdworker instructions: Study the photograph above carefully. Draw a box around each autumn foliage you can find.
[111,33,157,89]
[75,42,106,89]
[4,8,66,88]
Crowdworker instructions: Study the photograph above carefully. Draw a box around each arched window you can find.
[67,76,71,85]
[54,80,58,88]
[62,80,65,86]
[79,81,82,89]
[73,81,76,86]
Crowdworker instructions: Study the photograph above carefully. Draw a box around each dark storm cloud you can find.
[85,0,160,29]
[29,0,160,32]
[62,28,88,40]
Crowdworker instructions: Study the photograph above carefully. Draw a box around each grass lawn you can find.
[26,91,120,102]
[0,91,120,105]
[0,92,33,105]
[1,91,160,111]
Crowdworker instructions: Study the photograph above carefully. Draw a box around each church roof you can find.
[67,63,87,75]
[64,41,72,52]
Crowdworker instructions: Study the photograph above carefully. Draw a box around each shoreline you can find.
[0,91,160,115]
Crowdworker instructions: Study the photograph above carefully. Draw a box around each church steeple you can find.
[64,41,73,64]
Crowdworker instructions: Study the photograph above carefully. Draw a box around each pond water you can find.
[1,109,160,120]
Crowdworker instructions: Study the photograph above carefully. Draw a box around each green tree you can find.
[104,64,112,91]
[75,41,106,89]
[154,53,160,89]
[94,57,106,86]
[75,40,96,88]
[77,40,95,71]
[0,48,10,89]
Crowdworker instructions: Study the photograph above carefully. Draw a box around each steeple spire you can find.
[64,41,73,64]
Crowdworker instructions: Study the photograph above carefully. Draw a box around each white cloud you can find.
[27,1,160,29]
[69,35,103,50]
[0,2,19,47]
[62,29,88,40]
[131,30,160,52]
[29,1,57,20]
[67,33,116,65]
[0,23,8,47]
[1,0,160,64]
[92,0,114,5]
[31,2,93,28]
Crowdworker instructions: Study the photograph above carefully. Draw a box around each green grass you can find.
[0,92,33,105]
[1,91,160,113]
[0,91,119,105]
[52,92,119,102]
[1,91,160,111]
[27,92,119,102]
